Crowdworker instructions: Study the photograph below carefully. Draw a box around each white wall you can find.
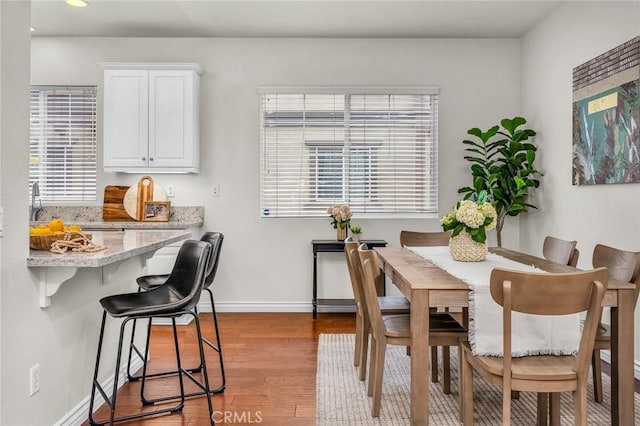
[520,1,640,356]
[31,37,521,306]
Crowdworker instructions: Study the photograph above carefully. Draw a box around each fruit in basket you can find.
[29,219,82,236]
[48,218,65,232]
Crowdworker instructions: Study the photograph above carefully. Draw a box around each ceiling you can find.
[30,0,562,38]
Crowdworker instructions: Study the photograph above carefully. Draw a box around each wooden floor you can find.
[86,312,356,425]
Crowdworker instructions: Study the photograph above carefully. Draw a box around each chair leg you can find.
[354,309,364,367]
[549,393,561,426]
[202,288,226,393]
[591,349,603,403]
[573,385,588,426]
[462,348,474,425]
[430,346,439,383]
[88,312,108,426]
[89,315,186,426]
[192,313,215,425]
[359,321,370,382]
[371,340,386,418]
[367,336,376,397]
[442,346,451,394]
[536,393,548,426]
[126,288,145,381]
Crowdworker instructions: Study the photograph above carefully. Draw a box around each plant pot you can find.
[351,233,361,243]
[449,231,487,262]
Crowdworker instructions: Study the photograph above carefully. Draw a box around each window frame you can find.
[259,87,439,219]
[29,85,98,204]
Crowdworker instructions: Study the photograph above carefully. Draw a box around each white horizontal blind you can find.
[260,90,438,218]
[30,86,97,202]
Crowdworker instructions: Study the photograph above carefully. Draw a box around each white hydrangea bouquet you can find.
[441,191,497,261]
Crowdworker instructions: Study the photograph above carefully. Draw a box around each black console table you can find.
[311,239,388,319]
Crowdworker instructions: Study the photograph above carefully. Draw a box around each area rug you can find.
[316,334,640,425]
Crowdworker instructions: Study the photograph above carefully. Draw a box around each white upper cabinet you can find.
[101,63,203,173]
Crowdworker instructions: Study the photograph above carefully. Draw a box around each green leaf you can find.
[458,186,474,194]
[525,150,535,164]
[473,177,485,192]
[452,224,464,237]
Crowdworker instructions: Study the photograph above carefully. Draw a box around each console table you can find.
[311,239,388,319]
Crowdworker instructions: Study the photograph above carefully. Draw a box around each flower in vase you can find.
[440,191,496,243]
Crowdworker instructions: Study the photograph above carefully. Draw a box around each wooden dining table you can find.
[374,246,636,426]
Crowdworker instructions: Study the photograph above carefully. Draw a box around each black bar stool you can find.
[126,232,226,398]
[88,239,214,425]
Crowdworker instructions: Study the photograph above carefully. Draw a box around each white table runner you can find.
[408,246,580,357]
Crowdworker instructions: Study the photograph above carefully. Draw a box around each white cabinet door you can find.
[103,69,149,168]
[148,70,199,170]
[102,63,201,173]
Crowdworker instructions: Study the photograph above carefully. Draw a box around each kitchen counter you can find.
[27,230,191,268]
[27,229,191,307]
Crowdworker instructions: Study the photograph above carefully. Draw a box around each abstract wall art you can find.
[572,36,640,185]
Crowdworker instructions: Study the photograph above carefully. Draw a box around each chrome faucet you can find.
[30,181,42,221]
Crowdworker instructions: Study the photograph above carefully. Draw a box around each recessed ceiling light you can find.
[30,26,36,32]
[66,0,88,7]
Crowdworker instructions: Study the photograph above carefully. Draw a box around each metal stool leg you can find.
[203,287,226,393]
[89,314,188,425]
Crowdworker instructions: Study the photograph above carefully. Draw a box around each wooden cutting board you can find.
[102,185,134,221]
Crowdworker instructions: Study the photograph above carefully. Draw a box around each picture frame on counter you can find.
[143,201,171,222]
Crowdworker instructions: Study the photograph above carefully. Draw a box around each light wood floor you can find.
[86,312,356,425]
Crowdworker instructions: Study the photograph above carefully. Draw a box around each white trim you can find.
[197,301,313,313]
[257,85,439,95]
[599,350,640,380]
[54,357,145,426]
[99,62,204,75]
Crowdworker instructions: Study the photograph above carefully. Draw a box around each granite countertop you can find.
[31,206,204,230]
[27,230,191,268]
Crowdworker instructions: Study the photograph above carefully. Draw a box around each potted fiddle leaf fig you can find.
[457,116,542,247]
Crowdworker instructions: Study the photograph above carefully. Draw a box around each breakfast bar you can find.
[27,230,191,307]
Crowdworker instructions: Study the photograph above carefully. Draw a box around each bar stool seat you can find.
[88,239,215,426]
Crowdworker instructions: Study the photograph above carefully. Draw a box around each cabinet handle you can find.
[141,157,146,161]
[150,158,154,161]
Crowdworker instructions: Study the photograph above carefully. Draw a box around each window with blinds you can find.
[259,89,438,218]
[29,86,97,202]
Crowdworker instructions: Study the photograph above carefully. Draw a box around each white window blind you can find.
[29,86,97,202]
[259,89,438,218]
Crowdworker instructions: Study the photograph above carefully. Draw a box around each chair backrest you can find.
[490,267,608,378]
[592,243,640,284]
[400,230,451,247]
[200,232,224,288]
[344,237,365,312]
[542,236,579,267]
[164,239,212,311]
[358,245,385,339]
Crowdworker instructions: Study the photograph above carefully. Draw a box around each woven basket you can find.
[449,231,487,262]
[30,232,92,251]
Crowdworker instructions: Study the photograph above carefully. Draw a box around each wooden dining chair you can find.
[344,237,409,382]
[590,244,640,403]
[461,267,608,425]
[399,229,466,392]
[543,235,579,267]
[358,245,467,417]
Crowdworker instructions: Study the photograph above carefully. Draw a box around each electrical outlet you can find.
[212,184,220,198]
[29,364,40,396]
[166,184,175,197]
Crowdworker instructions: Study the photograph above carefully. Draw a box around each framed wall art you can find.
[572,36,639,185]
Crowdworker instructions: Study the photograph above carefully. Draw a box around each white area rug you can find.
[316,334,640,425]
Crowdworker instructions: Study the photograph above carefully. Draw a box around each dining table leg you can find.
[411,288,430,425]
[610,288,634,426]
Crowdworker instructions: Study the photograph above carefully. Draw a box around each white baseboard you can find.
[598,350,640,380]
[55,357,145,426]
[197,300,313,313]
